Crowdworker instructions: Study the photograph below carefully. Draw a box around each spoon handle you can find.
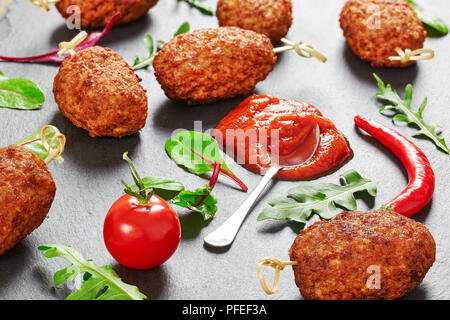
[204,165,280,248]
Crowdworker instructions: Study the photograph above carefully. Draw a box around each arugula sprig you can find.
[123,152,218,220]
[178,0,214,16]
[407,0,448,37]
[132,22,190,70]
[38,245,147,300]
[257,170,377,224]
[0,70,45,110]
[373,74,449,154]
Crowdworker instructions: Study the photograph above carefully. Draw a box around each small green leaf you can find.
[257,170,378,223]
[407,0,448,36]
[174,22,190,36]
[132,22,190,71]
[178,0,214,15]
[172,187,218,220]
[131,176,185,200]
[0,73,45,110]
[38,244,147,300]
[0,71,7,81]
[144,34,154,57]
[392,114,410,123]
[373,74,449,154]
[156,40,166,51]
[165,130,247,191]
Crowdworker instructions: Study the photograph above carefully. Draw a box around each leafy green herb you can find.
[407,0,448,37]
[172,186,218,220]
[123,153,219,220]
[257,170,377,223]
[174,21,191,36]
[132,22,190,70]
[38,244,147,300]
[165,130,248,191]
[178,0,214,15]
[373,74,449,153]
[0,71,45,110]
[133,176,185,200]
[14,127,62,161]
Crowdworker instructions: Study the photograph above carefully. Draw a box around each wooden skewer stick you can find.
[274,38,327,63]
[257,257,298,295]
[40,125,66,165]
[389,47,435,63]
[57,31,88,57]
[30,0,59,11]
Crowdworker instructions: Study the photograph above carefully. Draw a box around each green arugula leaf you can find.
[0,71,7,81]
[132,22,190,70]
[257,170,377,223]
[172,187,218,220]
[407,0,448,37]
[174,21,191,36]
[373,74,449,154]
[165,130,247,191]
[178,0,214,15]
[38,245,147,300]
[0,71,45,110]
[14,127,62,161]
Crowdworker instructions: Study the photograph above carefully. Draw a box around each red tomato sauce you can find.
[214,95,353,180]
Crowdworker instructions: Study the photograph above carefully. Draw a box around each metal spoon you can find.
[204,124,321,248]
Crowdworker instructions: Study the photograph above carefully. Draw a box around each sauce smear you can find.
[214,95,353,180]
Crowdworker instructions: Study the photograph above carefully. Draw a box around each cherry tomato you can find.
[103,194,181,270]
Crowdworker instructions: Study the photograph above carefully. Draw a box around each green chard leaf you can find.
[257,170,377,223]
[38,245,147,300]
[171,186,218,220]
[165,130,247,191]
[373,74,449,153]
[0,71,45,110]
[178,0,214,16]
[407,0,448,36]
[132,22,190,70]
[131,176,185,200]
[14,127,62,161]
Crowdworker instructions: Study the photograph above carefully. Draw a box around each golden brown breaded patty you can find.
[55,0,158,27]
[339,0,427,67]
[289,210,435,300]
[153,27,277,104]
[216,0,293,42]
[0,145,56,255]
[53,46,148,138]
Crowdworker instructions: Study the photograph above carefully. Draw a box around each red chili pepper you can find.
[354,115,435,218]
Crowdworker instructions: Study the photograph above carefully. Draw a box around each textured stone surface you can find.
[0,0,448,300]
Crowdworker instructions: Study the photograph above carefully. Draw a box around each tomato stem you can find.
[122,152,153,205]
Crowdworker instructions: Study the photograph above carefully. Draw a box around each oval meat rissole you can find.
[153,27,277,104]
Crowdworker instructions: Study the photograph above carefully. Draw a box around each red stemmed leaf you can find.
[0,13,120,63]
